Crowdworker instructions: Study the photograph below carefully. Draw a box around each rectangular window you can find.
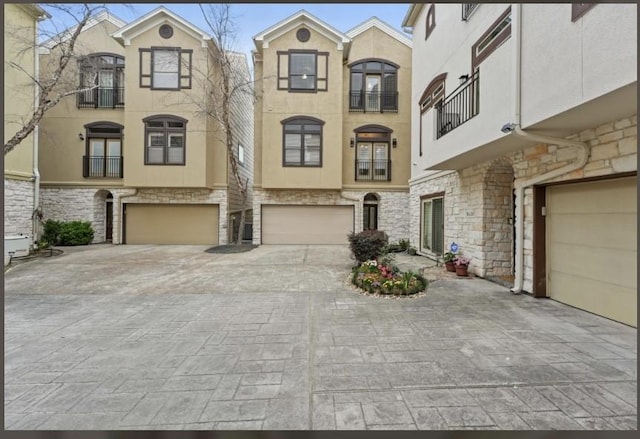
[144,117,186,165]
[421,196,444,255]
[153,49,179,89]
[462,4,479,21]
[278,51,328,92]
[282,118,323,167]
[238,143,245,165]
[140,48,192,90]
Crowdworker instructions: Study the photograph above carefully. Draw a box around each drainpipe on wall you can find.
[508,126,590,294]
[32,21,42,249]
[118,188,138,244]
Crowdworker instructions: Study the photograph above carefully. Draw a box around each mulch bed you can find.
[205,244,258,254]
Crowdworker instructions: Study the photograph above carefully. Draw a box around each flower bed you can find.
[351,259,428,296]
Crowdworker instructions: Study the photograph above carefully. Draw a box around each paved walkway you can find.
[4,245,637,430]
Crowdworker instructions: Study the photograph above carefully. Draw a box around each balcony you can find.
[77,87,124,109]
[355,160,391,181]
[349,91,398,113]
[436,70,479,138]
[83,156,123,178]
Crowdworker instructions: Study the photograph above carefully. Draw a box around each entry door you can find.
[363,204,378,230]
[421,197,444,255]
[105,200,113,241]
[366,75,380,112]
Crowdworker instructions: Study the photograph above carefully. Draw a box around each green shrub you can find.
[347,229,389,264]
[42,219,61,246]
[41,220,94,246]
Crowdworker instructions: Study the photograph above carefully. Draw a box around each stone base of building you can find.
[41,187,229,245]
[409,115,637,292]
[4,178,35,239]
[252,188,409,245]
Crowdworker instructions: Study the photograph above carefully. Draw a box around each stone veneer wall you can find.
[409,114,637,289]
[41,187,229,245]
[508,114,637,292]
[4,178,34,238]
[252,189,410,245]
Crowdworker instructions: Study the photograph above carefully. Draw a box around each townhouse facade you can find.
[251,11,412,245]
[403,3,637,326]
[4,3,49,257]
[37,7,253,246]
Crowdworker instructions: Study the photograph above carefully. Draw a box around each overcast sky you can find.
[42,3,411,60]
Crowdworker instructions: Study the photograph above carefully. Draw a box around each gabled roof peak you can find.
[346,16,412,48]
[111,6,212,48]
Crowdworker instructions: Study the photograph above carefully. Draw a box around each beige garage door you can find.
[125,204,219,245]
[262,205,354,244]
[547,176,637,326]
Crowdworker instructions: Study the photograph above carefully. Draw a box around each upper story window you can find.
[472,6,511,71]
[349,59,399,113]
[77,53,125,109]
[139,47,193,90]
[281,117,324,167]
[83,122,124,178]
[143,115,187,165]
[572,4,596,21]
[462,4,479,21]
[277,50,328,92]
[238,143,245,166]
[419,73,446,113]
[425,4,436,40]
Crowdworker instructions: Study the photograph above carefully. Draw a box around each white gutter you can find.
[32,17,41,249]
[512,3,522,127]
[118,188,138,244]
[509,126,589,294]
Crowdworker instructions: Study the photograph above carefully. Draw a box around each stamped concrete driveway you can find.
[4,245,637,430]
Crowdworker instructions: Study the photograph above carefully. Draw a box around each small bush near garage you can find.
[41,220,94,246]
[348,229,389,264]
[352,259,427,296]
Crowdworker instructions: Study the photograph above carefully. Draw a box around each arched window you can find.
[281,117,324,167]
[143,115,187,165]
[419,73,447,113]
[349,59,398,113]
[78,53,125,109]
[354,125,392,181]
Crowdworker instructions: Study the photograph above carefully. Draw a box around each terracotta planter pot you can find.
[445,261,456,272]
[455,265,469,277]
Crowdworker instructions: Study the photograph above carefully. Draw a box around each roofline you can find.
[19,4,51,20]
[40,10,127,51]
[402,3,425,29]
[253,9,350,51]
[345,16,412,48]
[111,6,212,47]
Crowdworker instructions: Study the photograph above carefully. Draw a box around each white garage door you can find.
[262,205,354,244]
[547,176,637,326]
[125,204,219,245]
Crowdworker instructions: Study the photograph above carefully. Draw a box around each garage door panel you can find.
[126,204,219,245]
[550,213,636,250]
[550,272,636,327]
[547,176,637,327]
[549,180,636,214]
[262,205,353,245]
[550,243,637,289]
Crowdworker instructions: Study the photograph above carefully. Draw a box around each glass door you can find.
[106,140,121,177]
[365,75,380,112]
[90,139,105,177]
[357,142,372,179]
[373,143,388,180]
[98,70,114,107]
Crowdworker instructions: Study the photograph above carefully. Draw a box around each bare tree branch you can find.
[4,3,109,156]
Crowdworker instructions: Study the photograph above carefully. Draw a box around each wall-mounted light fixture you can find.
[392,138,397,148]
[78,133,85,141]
[459,74,469,84]
[350,138,355,148]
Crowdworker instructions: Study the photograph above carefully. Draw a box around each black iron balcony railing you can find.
[436,70,479,139]
[462,3,479,21]
[349,91,399,113]
[77,87,124,109]
[355,159,391,181]
[83,156,123,178]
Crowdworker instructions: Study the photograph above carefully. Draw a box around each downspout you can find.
[118,188,138,244]
[507,4,591,294]
[509,126,590,294]
[32,19,41,249]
